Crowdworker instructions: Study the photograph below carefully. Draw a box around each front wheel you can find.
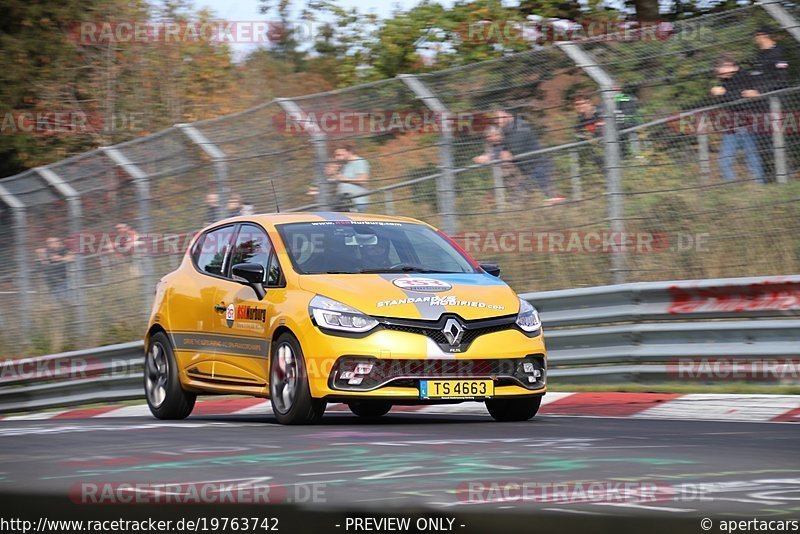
[348,401,392,418]
[485,396,542,422]
[145,332,196,419]
[269,333,326,425]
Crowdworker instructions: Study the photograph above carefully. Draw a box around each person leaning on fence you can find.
[491,110,564,205]
[752,25,790,182]
[573,94,605,169]
[710,54,765,184]
[613,84,643,157]
[203,192,220,226]
[472,125,527,201]
[753,25,789,94]
[36,237,73,298]
[225,193,255,217]
[324,143,370,212]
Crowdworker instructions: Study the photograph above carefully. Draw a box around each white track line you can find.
[633,394,800,422]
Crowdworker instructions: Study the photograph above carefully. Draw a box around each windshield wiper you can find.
[358,265,461,274]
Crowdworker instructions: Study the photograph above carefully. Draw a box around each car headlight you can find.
[309,295,378,333]
[516,297,542,333]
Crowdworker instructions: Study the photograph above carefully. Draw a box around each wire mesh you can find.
[0,3,798,354]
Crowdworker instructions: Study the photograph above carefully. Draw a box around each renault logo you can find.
[442,318,464,346]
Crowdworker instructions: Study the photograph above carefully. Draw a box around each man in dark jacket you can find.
[493,110,564,204]
[573,94,605,169]
[753,25,789,94]
[710,54,765,183]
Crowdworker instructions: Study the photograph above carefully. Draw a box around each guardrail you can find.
[1,275,798,413]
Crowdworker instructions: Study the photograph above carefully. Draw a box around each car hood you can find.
[299,273,520,320]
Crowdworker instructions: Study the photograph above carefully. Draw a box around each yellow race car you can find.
[144,212,546,424]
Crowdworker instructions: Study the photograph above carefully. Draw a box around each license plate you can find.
[420,379,494,399]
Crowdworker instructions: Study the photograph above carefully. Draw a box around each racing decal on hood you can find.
[376,295,505,311]
[392,277,452,292]
[381,274,444,320]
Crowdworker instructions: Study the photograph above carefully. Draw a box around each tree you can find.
[633,0,660,20]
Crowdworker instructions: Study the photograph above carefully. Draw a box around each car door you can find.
[170,224,236,379]
[210,223,283,385]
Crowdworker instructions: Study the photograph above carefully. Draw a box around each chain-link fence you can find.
[2,1,800,355]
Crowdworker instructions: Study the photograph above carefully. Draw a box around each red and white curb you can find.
[3,392,799,423]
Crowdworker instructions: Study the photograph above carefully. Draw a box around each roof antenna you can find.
[270,179,280,213]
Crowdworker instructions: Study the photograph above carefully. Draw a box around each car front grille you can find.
[378,313,523,351]
[330,354,546,392]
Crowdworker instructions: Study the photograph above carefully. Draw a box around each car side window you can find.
[194,226,234,276]
[267,253,282,286]
[229,224,275,283]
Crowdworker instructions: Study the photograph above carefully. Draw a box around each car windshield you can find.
[277,221,478,275]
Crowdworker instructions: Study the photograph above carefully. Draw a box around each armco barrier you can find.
[1,275,798,413]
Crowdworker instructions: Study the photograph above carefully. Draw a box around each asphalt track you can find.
[0,410,798,521]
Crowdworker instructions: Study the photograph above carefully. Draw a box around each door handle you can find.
[214,304,227,313]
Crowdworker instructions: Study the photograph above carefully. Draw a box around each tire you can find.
[270,333,326,425]
[145,332,196,420]
[348,401,392,418]
[485,396,542,422]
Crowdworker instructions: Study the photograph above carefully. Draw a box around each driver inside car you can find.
[360,237,393,270]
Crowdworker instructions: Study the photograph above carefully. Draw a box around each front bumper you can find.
[302,316,547,400]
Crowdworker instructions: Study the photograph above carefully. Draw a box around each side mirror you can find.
[480,263,501,277]
[231,263,266,300]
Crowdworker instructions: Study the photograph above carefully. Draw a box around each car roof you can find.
[210,212,429,228]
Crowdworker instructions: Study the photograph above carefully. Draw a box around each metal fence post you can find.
[275,99,330,211]
[0,185,30,348]
[383,190,395,215]
[759,1,800,43]
[100,146,155,309]
[769,96,788,184]
[176,123,228,219]
[558,42,626,284]
[569,148,582,200]
[35,167,87,333]
[698,131,711,183]
[490,162,506,209]
[399,74,458,235]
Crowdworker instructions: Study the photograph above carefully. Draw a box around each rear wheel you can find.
[145,332,196,419]
[348,401,392,418]
[270,333,326,425]
[486,396,541,422]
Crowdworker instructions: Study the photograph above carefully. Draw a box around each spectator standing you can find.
[492,110,563,205]
[752,25,790,181]
[473,126,526,202]
[613,85,643,156]
[225,193,254,217]
[752,25,789,94]
[710,54,765,184]
[573,94,606,169]
[325,143,370,212]
[37,237,73,298]
[204,193,220,225]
